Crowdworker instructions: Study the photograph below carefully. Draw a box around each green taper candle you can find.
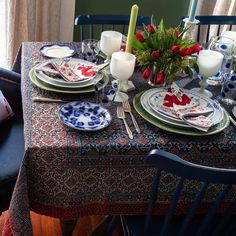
[126,4,139,53]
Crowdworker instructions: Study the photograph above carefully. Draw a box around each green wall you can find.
[74,0,190,41]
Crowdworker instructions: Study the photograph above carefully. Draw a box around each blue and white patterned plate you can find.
[141,88,224,128]
[59,102,112,131]
[40,44,76,58]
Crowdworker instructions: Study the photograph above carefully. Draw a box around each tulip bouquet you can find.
[133,17,201,86]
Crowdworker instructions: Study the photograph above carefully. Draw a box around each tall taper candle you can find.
[188,0,198,22]
[125,4,139,53]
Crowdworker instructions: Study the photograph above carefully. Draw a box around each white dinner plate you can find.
[141,89,191,128]
[141,88,224,128]
[34,58,102,88]
[40,44,76,58]
[35,70,103,89]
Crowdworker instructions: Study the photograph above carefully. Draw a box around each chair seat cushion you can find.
[0,114,24,184]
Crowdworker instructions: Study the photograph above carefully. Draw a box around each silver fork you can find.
[122,100,140,133]
[117,106,133,139]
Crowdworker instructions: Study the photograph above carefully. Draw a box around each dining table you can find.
[3,41,236,236]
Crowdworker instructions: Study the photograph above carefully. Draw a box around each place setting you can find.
[129,16,234,136]
[29,57,110,94]
[134,82,229,136]
[28,7,236,137]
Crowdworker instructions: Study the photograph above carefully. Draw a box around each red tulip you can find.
[120,45,126,51]
[136,33,145,43]
[179,47,192,56]
[146,24,155,34]
[191,44,202,53]
[142,68,151,80]
[151,50,159,58]
[155,72,165,84]
[175,30,179,38]
[171,45,181,53]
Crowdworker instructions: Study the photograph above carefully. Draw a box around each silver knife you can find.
[32,96,73,103]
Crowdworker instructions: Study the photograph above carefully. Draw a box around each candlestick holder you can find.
[182,18,200,42]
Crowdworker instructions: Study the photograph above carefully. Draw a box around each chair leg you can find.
[106,216,119,236]
[120,216,131,236]
[89,216,114,236]
[60,219,77,236]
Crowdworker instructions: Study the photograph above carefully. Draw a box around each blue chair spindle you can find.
[113,149,236,236]
[196,184,232,236]
[74,14,150,41]
[144,169,161,233]
[178,182,208,236]
[161,177,184,236]
[212,197,236,236]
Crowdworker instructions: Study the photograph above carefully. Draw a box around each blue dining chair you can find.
[74,14,151,41]
[0,68,24,215]
[112,149,236,236]
[182,15,236,43]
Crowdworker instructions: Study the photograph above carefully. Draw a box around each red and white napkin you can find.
[162,83,214,132]
[35,60,104,82]
[35,60,108,82]
[52,61,97,82]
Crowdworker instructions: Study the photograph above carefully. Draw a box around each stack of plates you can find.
[133,88,230,136]
[29,58,109,94]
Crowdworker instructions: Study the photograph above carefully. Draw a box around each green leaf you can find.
[157,19,165,35]
[142,23,149,36]
[133,35,148,50]
[151,15,157,29]
[178,24,192,39]
[232,58,236,73]
[184,66,193,78]
[193,62,199,74]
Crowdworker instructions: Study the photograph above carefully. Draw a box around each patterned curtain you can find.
[197,0,236,16]
[195,0,236,42]
[4,0,62,68]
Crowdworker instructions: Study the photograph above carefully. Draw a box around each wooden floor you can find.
[0,211,122,236]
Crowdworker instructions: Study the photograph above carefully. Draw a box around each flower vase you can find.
[148,64,165,87]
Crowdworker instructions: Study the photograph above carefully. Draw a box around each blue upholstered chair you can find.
[74,14,151,41]
[182,15,236,43]
[0,68,24,214]
[112,150,236,236]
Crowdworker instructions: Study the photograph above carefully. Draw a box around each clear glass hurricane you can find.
[207,35,234,85]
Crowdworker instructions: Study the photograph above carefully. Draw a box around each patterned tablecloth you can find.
[3,42,236,235]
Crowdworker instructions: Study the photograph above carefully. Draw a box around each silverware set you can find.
[33,96,141,137]
[117,100,140,139]
[117,106,133,139]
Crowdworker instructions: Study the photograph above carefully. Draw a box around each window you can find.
[0,0,7,68]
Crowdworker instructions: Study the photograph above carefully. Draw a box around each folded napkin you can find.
[36,60,108,82]
[52,61,96,81]
[162,83,214,132]
[36,63,61,78]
